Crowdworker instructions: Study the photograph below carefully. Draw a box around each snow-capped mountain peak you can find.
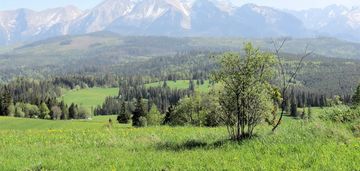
[1,0,360,45]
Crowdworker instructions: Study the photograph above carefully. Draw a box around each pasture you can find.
[61,88,119,110]
[0,112,359,170]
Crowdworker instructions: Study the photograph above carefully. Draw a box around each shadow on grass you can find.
[156,137,258,151]
[156,139,227,151]
[156,134,262,151]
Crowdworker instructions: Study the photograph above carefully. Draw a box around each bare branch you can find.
[272,39,312,132]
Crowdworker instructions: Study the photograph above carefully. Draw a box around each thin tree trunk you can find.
[236,93,241,140]
[272,95,286,131]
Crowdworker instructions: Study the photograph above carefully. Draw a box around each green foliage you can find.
[132,98,147,127]
[7,103,15,117]
[78,106,91,119]
[145,80,210,93]
[213,43,275,140]
[323,105,360,123]
[14,104,25,118]
[146,104,163,126]
[68,103,78,119]
[138,117,148,127]
[0,87,13,116]
[59,101,68,120]
[39,102,50,119]
[352,84,360,105]
[168,93,217,127]
[290,101,298,117]
[307,106,312,120]
[171,97,196,126]
[22,104,40,118]
[328,95,343,106]
[163,105,175,125]
[117,101,131,124]
[51,106,62,120]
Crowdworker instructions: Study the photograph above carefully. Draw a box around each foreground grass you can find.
[61,88,119,110]
[0,115,359,170]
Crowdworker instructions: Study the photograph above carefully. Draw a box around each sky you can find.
[0,0,359,11]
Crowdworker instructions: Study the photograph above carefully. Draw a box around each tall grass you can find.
[0,114,358,170]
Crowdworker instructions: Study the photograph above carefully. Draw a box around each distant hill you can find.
[2,32,360,60]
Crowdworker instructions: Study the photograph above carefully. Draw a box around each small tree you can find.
[163,105,175,125]
[15,105,25,118]
[271,39,313,131]
[7,103,15,117]
[132,98,146,127]
[146,104,163,126]
[39,102,50,119]
[301,107,306,119]
[117,101,131,124]
[78,106,91,119]
[285,99,291,115]
[68,103,78,119]
[0,86,12,116]
[172,97,194,126]
[307,106,312,120]
[212,43,275,140]
[352,84,360,105]
[162,81,168,88]
[189,79,195,92]
[290,101,298,117]
[60,101,69,120]
[51,106,62,120]
[24,104,40,118]
[139,117,147,127]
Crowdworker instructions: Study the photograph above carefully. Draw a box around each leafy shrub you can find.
[139,117,147,127]
[146,105,163,126]
[78,106,91,119]
[15,105,25,118]
[323,105,360,123]
[204,111,222,127]
[351,121,360,137]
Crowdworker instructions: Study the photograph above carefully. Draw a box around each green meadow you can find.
[61,88,119,110]
[2,85,358,170]
[0,110,359,170]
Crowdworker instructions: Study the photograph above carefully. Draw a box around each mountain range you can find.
[1,0,360,45]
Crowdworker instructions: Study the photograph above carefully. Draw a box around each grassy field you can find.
[61,88,119,111]
[145,80,210,93]
[60,82,208,112]
[0,110,359,170]
[0,115,119,130]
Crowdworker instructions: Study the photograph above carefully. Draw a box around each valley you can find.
[1,0,360,170]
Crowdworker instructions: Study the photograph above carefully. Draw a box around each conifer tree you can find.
[117,101,131,124]
[132,98,146,127]
[59,101,69,120]
[290,92,298,117]
[189,79,195,92]
[68,103,78,119]
[352,84,360,105]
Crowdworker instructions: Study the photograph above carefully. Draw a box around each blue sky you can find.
[0,0,359,11]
